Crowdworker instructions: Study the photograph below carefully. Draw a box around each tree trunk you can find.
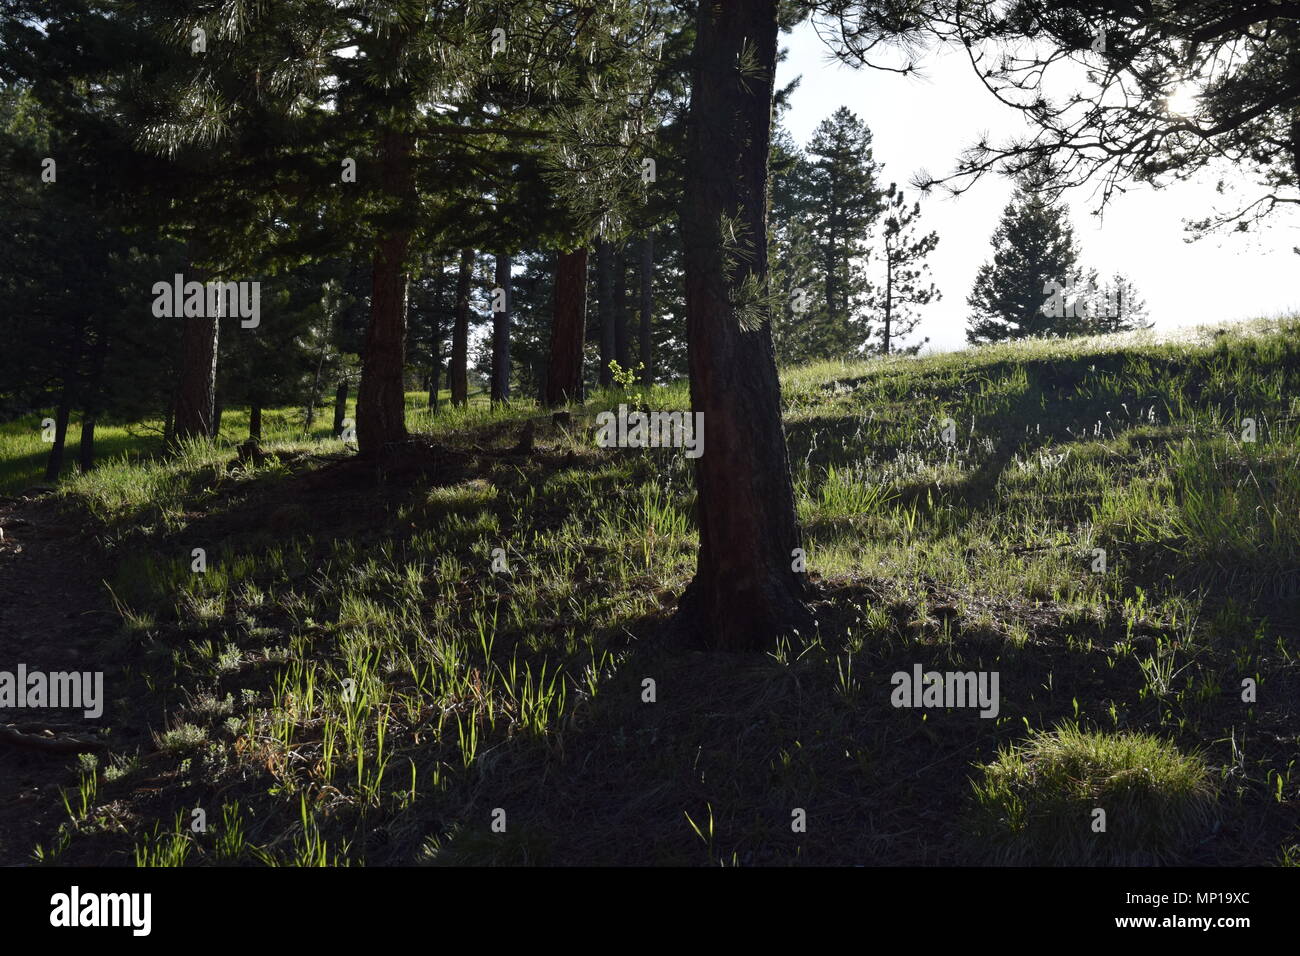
[304,335,327,433]
[44,388,72,482]
[162,389,176,449]
[883,244,893,355]
[545,248,589,406]
[78,322,109,473]
[639,234,654,387]
[173,310,219,445]
[213,397,223,438]
[451,249,473,406]
[824,237,838,319]
[355,126,415,458]
[596,239,615,387]
[428,259,445,410]
[249,401,262,442]
[78,418,95,473]
[675,0,812,651]
[332,381,348,436]
[491,253,511,403]
[614,249,630,373]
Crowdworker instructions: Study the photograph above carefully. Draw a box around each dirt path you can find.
[0,493,119,865]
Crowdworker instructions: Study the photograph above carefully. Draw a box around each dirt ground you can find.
[0,493,119,866]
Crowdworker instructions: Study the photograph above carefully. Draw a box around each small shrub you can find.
[155,723,209,755]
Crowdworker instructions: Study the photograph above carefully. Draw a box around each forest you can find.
[0,0,1297,904]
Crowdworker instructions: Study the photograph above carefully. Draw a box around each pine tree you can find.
[613,247,631,373]
[595,239,616,387]
[804,106,885,353]
[544,248,589,405]
[769,121,825,364]
[966,176,1086,344]
[1079,272,1152,335]
[404,254,454,410]
[535,2,691,404]
[493,251,554,401]
[675,0,814,650]
[222,260,341,442]
[637,234,654,387]
[872,185,939,355]
[0,71,175,475]
[770,109,885,362]
[451,250,475,407]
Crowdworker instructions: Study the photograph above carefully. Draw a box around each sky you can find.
[774,20,1300,353]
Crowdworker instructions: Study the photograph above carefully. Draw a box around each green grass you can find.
[0,385,495,495]
[8,317,1299,866]
[970,723,1218,864]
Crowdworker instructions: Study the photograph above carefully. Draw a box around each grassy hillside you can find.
[3,319,1297,866]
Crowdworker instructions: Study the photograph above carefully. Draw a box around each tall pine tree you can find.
[804,106,884,353]
[966,175,1085,344]
[871,184,939,355]
[770,108,885,362]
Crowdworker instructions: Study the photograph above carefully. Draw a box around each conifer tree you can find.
[451,250,475,407]
[770,121,825,364]
[675,0,815,650]
[966,176,1086,344]
[770,109,886,361]
[545,248,589,405]
[1084,273,1151,335]
[872,184,939,355]
[804,106,885,351]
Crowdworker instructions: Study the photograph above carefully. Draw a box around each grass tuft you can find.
[969,723,1218,865]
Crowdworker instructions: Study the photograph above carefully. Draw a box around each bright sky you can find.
[775,21,1300,353]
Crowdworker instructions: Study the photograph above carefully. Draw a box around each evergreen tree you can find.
[220,263,338,442]
[675,0,815,650]
[636,233,654,387]
[491,253,512,403]
[804,106,885,353]
[770,108,885,362]
[871,184,939,355]
[769,120,824,364]
[451,250,476,406]
[644,223,688,383]
[405,255,456,410]
[941,5,1300,237]
[966,176,1086,344]
[0,76,176,474]
[1077,272,1152,335]
[500,251,556,401]
[594,239,616,387]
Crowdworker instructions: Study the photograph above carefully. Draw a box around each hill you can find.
[1,318,1297,866]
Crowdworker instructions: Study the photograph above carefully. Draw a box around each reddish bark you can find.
[545,248,589,406]
[355,127,415,458]
[173,310,219,444]
[675,0,813,650]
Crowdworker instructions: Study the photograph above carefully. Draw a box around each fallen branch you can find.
[0,724,106,754]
